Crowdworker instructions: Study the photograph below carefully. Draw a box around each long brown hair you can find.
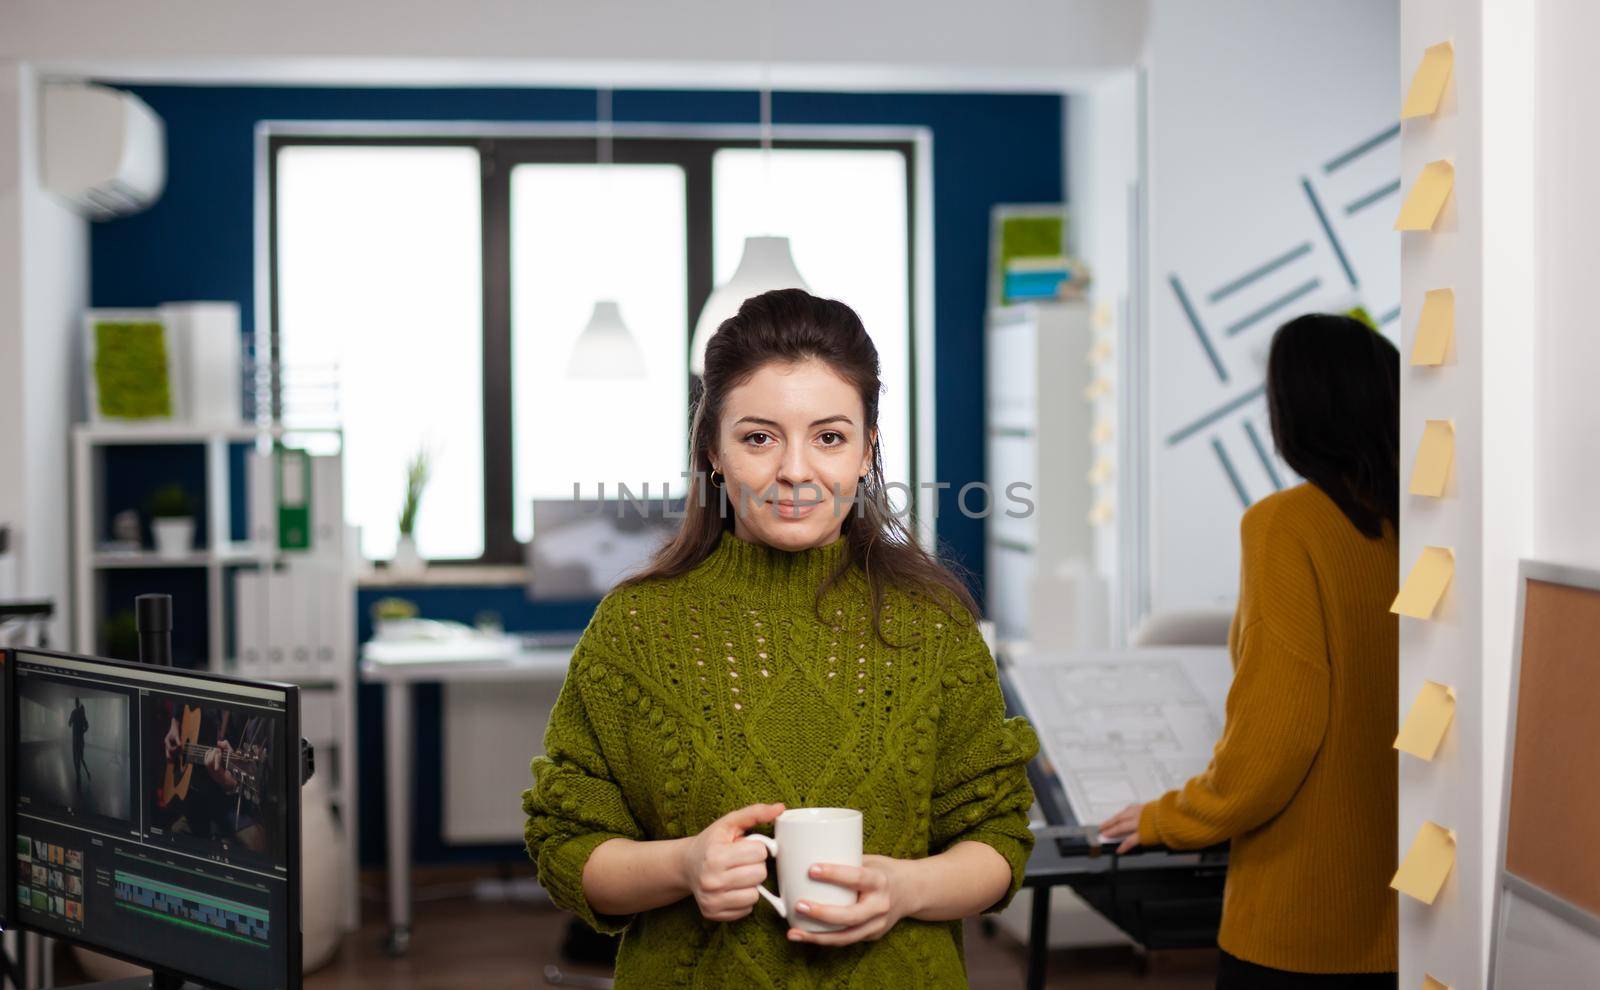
[616,288,979,647]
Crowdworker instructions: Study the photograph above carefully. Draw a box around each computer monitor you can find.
[0,649,11,931]
[527,496,682,601]
[8,647,300,990]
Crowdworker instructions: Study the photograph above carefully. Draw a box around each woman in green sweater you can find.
[523,288,1038,988]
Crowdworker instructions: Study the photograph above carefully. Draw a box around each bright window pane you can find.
[510,164,689,543]
[712,148,912,501]
[276,145,484,560]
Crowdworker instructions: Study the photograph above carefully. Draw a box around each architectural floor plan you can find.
[1006,648,1234,826]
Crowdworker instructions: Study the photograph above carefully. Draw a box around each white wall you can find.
[0,61,90,642]
[1396,2,1534,987]
[1533,1,1600,566]
[1067,69,1142,638]
[0,0,1145,91]
[0,67,25,563]
[1143,0,1400,614]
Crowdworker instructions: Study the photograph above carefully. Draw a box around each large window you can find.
[270,132,917,564]
[275,145,485,560]
[509,163,689,542]
[712,148,911,502]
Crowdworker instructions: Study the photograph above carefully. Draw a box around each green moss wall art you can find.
[89,315,175,420]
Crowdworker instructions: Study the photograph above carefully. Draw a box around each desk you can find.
[1020,826,1227,990]
[1007,669,1229,990]
[363,641,1232,975]
[360,638,575,955]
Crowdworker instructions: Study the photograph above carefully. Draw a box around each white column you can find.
[1396,3,1534,987]
[0,61,89,645]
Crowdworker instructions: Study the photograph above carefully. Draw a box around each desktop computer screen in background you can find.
[10,648,300,990]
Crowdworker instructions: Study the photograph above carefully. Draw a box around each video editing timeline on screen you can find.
[11,650,292,990]
[114,866,271,946]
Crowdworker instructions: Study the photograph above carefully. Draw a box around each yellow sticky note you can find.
[1084,377,1111,400]
[1402,42,1454,119]
[1090,420,1114,444]
[1395,160,1455,231]
[1395,681,1456,760]
[1410,289,1455,366]
[1391,821,1456,904]
[1422,976,1451,990]
[1391,546,1454,619]
[1409,420,1455,497]
[1087,339,1113,364]
[1088,456,1114,485]
[1088,499,1114,526]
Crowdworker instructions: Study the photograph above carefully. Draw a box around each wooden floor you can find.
[56,866,1222,989]
[307,868,1220,990]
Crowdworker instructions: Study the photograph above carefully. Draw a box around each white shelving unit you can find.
[983,300,1107,648]
[70,421,361,931]
[985,302,1134,951]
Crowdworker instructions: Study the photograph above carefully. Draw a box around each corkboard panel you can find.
[1504,578,1600,917]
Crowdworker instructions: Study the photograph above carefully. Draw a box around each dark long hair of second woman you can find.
[1265,313,1400,538]
[615,287,980,646]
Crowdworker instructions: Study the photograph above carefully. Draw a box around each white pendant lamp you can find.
[689,44,810,377]
[568,300,646,379]
[689,235,808,375]
[567,89,646,381]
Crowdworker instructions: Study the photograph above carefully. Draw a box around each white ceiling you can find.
[1,0,1146,92]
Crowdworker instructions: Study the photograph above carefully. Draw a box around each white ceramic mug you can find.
[741,807,863,933]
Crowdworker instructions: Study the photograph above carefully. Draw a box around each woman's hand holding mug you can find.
[784,854,921,946]
[679,802,787,922]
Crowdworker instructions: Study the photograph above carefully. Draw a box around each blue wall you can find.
[90,84,1064,865]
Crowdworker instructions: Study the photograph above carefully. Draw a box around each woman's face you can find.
[712,358,876,551]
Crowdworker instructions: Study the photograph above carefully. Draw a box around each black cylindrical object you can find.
[135,593,173,667]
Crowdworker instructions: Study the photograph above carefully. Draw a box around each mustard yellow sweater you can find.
[1138,483,1398,973]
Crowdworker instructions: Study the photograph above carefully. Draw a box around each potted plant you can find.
[371,596,420,641]
[146,483,196,559]
[391,446,431,575]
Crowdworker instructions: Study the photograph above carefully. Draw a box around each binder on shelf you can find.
[248,448,277,550]
[276,446,311,551]
[266,569,293,673]
[311,454,344,554]
[234,569,263,675]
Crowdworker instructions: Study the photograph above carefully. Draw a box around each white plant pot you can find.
[152,517,195,558]
[390,534,425,576]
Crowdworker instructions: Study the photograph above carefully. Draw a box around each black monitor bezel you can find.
[5,646,304,990]
[1,647,11,931]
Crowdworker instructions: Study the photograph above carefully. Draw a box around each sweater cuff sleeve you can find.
[1137,800,1162,847]
[957,821,1034,915]
[534,830,635,935]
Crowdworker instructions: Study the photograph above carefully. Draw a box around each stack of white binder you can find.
[234,450,351,682]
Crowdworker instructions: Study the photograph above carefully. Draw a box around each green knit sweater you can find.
[522,529,1039,989]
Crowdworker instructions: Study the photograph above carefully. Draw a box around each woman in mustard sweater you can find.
[1100,314,1400,988]
[522,288,1037,988]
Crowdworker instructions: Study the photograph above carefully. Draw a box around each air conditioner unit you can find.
[41,82,165,219]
